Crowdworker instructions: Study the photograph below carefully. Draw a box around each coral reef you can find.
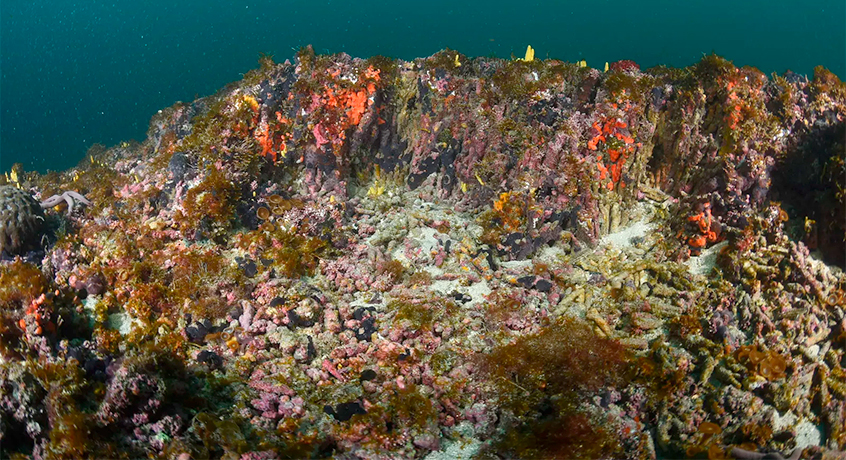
[0,48,844,459]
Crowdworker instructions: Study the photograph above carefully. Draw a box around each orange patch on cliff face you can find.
[608,149,621,162]
[317,65,382,144]
[255,65,384,158]
[588,135,605,151]
[597,162,608,181]
[346,89,369,126]
[256,125,273,159]
[588,115,637,191]
[253,113,293,163]
[684,203,720,251]
[688,235,707,248]
[609,162,622,184]
[364,66,381,80]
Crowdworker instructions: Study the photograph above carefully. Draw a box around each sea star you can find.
[730,446,802,460]
[40,191,92,216]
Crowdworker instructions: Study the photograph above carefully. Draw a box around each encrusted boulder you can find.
[0,185,45,256]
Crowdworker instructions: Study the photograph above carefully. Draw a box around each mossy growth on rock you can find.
[241,52,280,87]
[348,383,440,450]
[488,58,548,102]
[810,65,846,99]
[423,48,468,76]
[176,167,240,240]
[477,409,624,459]
[0,259,47,306]
[694,53,738,82]
[632,341,693,408]
[191,412,248,458]
[478,317,633,414]
[389,294,458,332]
[603,71,659,105]
[23,358,93,459]
[167,246,241,315]
[364,54,400,83]
[172,91,263,175]
[481,289,526,336]
[477,190,544,256]
[233,224,329,280]
[476,317,633,458]
[375,258,406,286]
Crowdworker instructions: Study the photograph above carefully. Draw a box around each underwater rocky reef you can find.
[1,46,845,459]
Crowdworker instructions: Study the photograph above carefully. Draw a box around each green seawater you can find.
[1,0,844,174]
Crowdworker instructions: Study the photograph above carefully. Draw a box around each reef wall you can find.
[138,46,845,266]
[0,48,844,459]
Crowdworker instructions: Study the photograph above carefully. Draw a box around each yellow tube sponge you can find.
[523,45,535,62]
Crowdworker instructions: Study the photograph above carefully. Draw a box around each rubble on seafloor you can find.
[0,47,845,459]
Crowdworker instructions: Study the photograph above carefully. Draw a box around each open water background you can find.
[1,0,844,173]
